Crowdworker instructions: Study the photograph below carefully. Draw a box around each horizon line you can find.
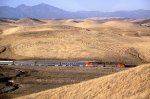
[0,3,149,13]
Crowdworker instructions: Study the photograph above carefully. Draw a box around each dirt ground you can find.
[0,65,127,99]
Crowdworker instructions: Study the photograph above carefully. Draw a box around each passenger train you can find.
[0,60,136,67]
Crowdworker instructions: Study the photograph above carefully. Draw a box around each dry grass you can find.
[16,64,150,99]
[0,65,126,99]
[0,19,150,64]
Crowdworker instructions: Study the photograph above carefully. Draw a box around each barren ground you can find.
[0,18,150,64]
[0,65,127,99]
[16,64,150,99]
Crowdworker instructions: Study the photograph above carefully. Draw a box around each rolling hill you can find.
[0,19,150,64]
[15,64,150,99]
[15,18,46,25]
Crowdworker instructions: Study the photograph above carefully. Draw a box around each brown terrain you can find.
[0,18,150,99]
[0,18,150,64]
[15,64,150,99]
[0,65,127,99]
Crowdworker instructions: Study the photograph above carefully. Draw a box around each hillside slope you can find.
[15,18,46,25]
[0,20,150,64]
[16,64,150,99]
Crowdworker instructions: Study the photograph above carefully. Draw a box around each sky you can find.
[0,0,150,12]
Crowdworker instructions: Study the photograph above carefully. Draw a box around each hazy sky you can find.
[0,0,150,12]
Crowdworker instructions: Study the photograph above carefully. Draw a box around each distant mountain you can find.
[75,11,104,18]
[76,10,150,19]
[107,10,150,18]
[0,4,150,19]
[0,3,75,19]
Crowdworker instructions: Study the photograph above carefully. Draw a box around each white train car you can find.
[61,62,85,66]
[35,61,61,66]
[14,60,35,66]
[0,61,13,65]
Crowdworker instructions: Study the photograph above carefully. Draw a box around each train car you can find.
[117,63,125,67]
[35,61,61,66]
[0,61,13,65]
[91,62,105,67]
[85,62,94,67]
[14,60,35,66]
[84,62,105,67]
[125,64,137,67]
[103,62,113,67]
[104,62,128,68]
[61,62,85,66]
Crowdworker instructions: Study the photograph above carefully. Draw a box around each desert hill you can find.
[64,20,101,28]
[15,18,46,25]
[16,64,150,99]
[0,19,150,64]
[100,21,138,28]
[0,19,15,23]
[132,19,150,27]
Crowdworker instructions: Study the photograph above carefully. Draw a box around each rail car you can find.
[84,62,105,67]
[0,61,13,65]
[35,61,60,66]
[14,60,35,66]
[61,62,84,66]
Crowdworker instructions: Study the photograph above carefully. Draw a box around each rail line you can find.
[0,60,137,67]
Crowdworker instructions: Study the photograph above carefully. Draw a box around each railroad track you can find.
[0,60,137,67]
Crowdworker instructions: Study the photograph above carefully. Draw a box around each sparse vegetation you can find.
[0,19,150,64]
[16,64,150,99]
[0,65,127,98]
[0,29,3,34]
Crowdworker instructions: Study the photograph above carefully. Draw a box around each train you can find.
[0,60,136,67]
